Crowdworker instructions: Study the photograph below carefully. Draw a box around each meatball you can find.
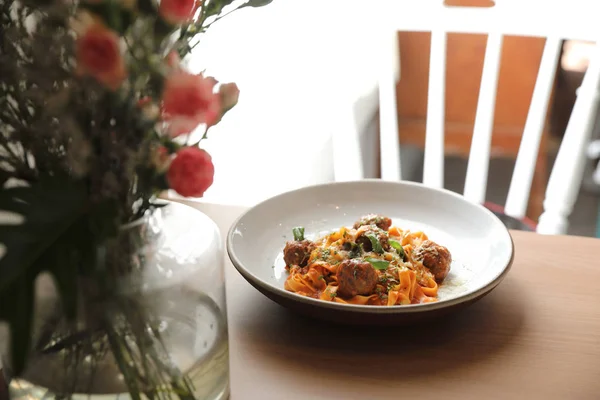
[283,240,315,267]
[336,259,378,298]
[414,240,452,282]
[355,226,390,253]
[353,214,392,231]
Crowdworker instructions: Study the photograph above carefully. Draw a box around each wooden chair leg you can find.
[527,145,549,222]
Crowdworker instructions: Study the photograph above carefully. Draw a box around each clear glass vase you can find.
[2,201,229,400]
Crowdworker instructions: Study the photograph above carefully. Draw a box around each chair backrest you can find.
[378,0,600,235]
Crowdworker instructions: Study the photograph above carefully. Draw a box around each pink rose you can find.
[166,118,197,138]
[162,71,221,134]
[167,147,214,197]
[219,82,240,113]
[159,0,200,24]
[76,22,126,90]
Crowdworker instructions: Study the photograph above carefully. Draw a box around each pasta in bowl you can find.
[283,214,451,306]
[227,179,514,325]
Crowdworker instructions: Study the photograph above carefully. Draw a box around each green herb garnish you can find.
[366,233,383,254]
[348,242,363,259]
[365,257,389,270]
[389,239,406,260]
[292,226,305,241]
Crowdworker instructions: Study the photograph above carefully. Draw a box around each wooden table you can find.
[3,201,600,399]
[196,202,600,400]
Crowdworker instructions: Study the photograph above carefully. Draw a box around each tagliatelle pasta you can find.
[282,214,452,306]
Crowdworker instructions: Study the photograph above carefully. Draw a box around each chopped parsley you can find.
[348,242,363,259]
[292,226,305,241]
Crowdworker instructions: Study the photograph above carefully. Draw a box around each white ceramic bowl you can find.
[227,180,514,325]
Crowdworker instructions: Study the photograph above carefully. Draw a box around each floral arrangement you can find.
[0,0,271,396]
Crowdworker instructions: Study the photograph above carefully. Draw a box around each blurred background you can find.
[181,0,600,237]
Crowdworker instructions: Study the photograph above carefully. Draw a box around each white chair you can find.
[588,140,600,186]
[182,0,382,206]
[375,0,600,235]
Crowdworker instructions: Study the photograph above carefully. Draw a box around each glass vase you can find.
[2,201,229,400]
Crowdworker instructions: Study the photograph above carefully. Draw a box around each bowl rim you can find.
[226,179,515,315]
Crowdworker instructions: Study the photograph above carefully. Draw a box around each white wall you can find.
[184,0,382,206]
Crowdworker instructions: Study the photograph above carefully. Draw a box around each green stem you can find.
[202,4,243,30]
[105,324,143,400]
[185,34,205,55]
[124,36,145,64]
[197,127,210,143]
[178,2,245,59]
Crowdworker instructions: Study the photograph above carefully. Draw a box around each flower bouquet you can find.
[0,0,271,397]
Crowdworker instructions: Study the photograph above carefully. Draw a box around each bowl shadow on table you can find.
[239,277,525,382]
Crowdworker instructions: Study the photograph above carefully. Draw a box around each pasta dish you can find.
[282,214,452,306]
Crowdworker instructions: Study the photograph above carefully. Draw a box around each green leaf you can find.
[0,273,35,376]
[365,258,389,270]
[0,169,10,187]
[366,233,383,254]
[9,277,34,376]
[203,0,237,18]
[292,226,304,241]
[243,0,274,7]
[0,177,87,293]
[48,225,86,321]
[389,239,406,260]
[0,177,89,375]
[149,201,169,209]
[86,199,120,240]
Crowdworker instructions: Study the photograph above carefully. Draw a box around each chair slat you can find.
[379,29,402,181]
[463,33,504,204]
[423,30,447,188]
[537,42,600,235]
[504,37,562,219]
